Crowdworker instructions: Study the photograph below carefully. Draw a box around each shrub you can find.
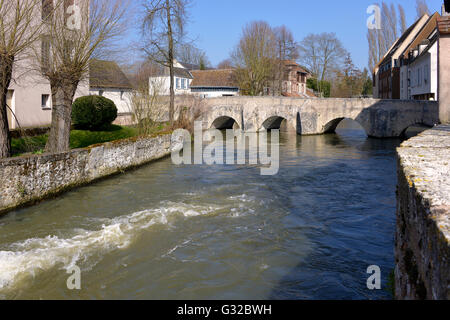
[72,95,118,130]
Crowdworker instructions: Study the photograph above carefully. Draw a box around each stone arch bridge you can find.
[199,97,439,138]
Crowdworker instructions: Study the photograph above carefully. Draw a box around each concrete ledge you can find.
[0,134,172,215]
[395,125,450,300]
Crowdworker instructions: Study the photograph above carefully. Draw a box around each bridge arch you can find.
[322,117,370,136]
[211,115,241,130]
[398,122,433,138]
[260,116,289,131]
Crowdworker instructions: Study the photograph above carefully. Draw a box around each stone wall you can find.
[396,125,450,300]
[0,134,172,214]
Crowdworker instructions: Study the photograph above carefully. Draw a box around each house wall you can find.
[89,88,133,114]
[6,0,90,129]
[409,42,438,100]
[439,33,450,123]
[149,76,192,96]
[400,65,408,100]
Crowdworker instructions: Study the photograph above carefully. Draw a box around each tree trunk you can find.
[0,55,14,159]
[45,78,78,153]
[166,0,175,125]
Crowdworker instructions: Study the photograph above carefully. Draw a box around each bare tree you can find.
[274,25,299,61]
[142,0,191,125]
[271,25,299,95]
[416,0,430,19]
[38,0,127,153]
[0,0,51,158]
[177,43,210,69]
[398,4,407,34]
[231,21,277,96]
[217,59,233,69]
[298,32,346,96]
[367,2,408,72]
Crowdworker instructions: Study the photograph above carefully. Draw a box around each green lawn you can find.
[11,125,139,157]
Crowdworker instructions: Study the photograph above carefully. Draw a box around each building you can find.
[148,60,194,96]
[374,14,430,99]
[280,60,311,97]
[401,30,438,101]
[89,59,133,114]
[438,1,450,123]
[190,69,239,98]
[398,12,440,100]
[6,0,89,130]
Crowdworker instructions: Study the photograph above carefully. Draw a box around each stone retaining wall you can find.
[0,134,172,215]
[396,125,450,300]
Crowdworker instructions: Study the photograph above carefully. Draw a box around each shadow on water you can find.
[268,121,403,300]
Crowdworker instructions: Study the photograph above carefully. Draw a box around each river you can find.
[0,120,411,300]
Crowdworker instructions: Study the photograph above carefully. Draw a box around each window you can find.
[41,37,51,72]
[176,78,180,89]
[42,0,53,21]
[424,65,428,84]
[41,94,50,109]
[181,79,186,89]
[99,90,104,96]
[120,91,124,100]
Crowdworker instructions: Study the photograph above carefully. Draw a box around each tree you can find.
[398,4,407,34]
[367,2,408,72]
[298,32,346,96]
[0,0,50,158]
[231,21,277,96]
[332,53,369,98]
[271,25,299,96]
[274,25,299,61]
[307,78,331,98]
[361,69,373,96]
[142,0,191,124]
[217,59,233,69]
[176,43,210,69]
[40,0,127,153]
[416,0,430,19]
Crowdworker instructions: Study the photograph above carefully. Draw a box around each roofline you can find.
[399,12,440,59]
[375,14,430,70]
[190,86,239,89]
[90,85,133,90]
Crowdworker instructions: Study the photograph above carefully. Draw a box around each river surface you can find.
[0,121,409,300]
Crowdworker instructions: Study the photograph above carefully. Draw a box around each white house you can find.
[89,59,133,114]
[148,60,194,96]
[400,29,438,101]
[6,0,89,130]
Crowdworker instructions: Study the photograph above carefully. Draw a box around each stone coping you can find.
[397,125,450,242]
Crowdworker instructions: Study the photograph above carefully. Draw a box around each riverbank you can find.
[396,125,450,300]
[0,133,173,215]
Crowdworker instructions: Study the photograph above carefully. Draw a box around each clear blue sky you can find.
[128,0,445,70]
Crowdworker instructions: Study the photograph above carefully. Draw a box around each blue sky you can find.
[128,0,445,70]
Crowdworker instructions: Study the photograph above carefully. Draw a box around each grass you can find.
[11,125,140,157]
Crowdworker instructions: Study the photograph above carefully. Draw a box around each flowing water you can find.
[0,121,408,300]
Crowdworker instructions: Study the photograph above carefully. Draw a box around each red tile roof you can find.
[190,69,238,87]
